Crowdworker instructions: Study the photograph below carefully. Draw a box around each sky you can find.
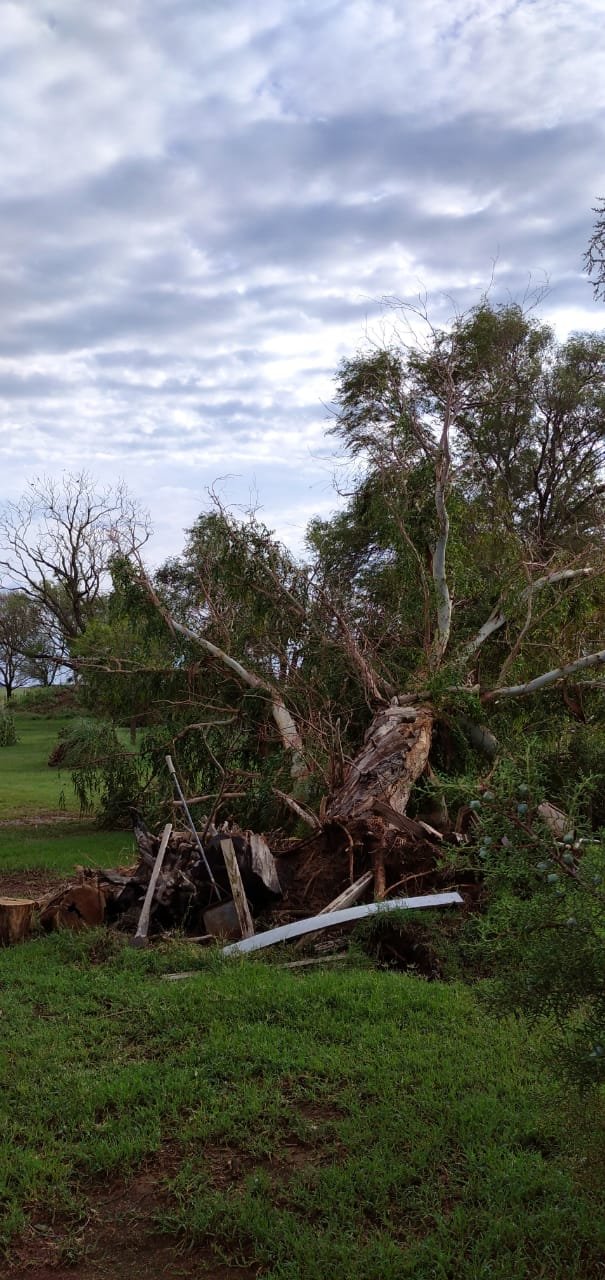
[0,0,604,563]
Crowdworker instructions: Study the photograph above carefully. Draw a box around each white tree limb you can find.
[484,649,605,701]
[134,564,307,777]
[462,568,595,661]
[431,399,453,667]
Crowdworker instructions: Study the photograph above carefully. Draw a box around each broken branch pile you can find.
[3,795,472,948]
[36,813,282,939]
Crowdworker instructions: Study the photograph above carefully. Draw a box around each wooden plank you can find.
[219,837,255,939]
[247,831,282,895]
[223,892,464,956]
[372,799,427,839]
[294,870,374,950]
[317,870,374,914]
[131,823,173,949]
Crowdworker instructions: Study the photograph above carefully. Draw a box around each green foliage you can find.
[0,590,51,700]
[457,759,605,1086]
[0,710,17,746]
[56,717,144,826]
[11,683,78,717]
[540,712,605,829]
[450,305,605,553]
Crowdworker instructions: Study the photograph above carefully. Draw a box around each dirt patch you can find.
[5,1112,342,1280]
[0,814,81,829]
[0,869,69,900]
[6,1153,260,1279]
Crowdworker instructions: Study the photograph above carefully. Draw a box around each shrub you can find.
[54,717,145,826]
[461,762,605,1087]
[0,711,17,746]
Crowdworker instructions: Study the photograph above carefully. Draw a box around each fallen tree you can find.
[60,299,605,886]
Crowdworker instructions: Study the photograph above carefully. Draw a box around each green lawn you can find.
[0,714,136,874]
[0,823,134,874]
[0,933,603,1278]
[0,714,77,819]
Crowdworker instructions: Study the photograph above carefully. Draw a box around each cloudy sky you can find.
[1,0,604,562]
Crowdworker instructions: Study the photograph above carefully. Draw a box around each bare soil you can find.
[5,1116,343,1280]
[6,1152,260,1279]
[0,868,68,900]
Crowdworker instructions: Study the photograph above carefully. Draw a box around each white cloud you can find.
[0,0,604,564]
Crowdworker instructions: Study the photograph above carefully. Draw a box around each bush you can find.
[0,711,17,746]
[54,717,145,826]
[12,685,78,718]
[461,762,605,1087]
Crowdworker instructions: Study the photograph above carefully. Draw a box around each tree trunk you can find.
[327,702,434,823]
[0,897,36,944]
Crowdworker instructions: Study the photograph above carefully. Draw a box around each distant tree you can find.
[0,592,41,700]
[585,198,605,299]
[0,472,150,657]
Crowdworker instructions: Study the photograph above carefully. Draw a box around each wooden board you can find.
[223,892,464,956]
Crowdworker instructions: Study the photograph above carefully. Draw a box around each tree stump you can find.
[0,897,37,945]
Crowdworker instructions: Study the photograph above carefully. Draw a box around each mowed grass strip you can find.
[0,934,603,1279]
[0,713,136,873]
[0,715,78,819]
[0,823,134,874]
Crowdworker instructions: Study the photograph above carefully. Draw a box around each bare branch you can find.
[462,567,596,661]
[134,558,307,777]
[273,788,321,829]
[430,365,455,667]
[484,648,605,701]
[0,472,150,645]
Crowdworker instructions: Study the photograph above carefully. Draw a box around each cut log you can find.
[0,897,37,945]
[40,882,107,932]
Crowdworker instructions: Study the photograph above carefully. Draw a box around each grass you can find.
[0,823,134,873]
[0,932,604,1278]
[0,714,77,819]
[0,712,135,873]
[2,705,605,1277]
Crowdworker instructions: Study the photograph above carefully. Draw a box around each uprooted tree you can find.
[71,300,605,867]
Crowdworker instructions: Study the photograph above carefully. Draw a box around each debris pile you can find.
[1,757,474,951]
[36,813,283,941]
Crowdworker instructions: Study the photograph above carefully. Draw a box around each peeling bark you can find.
[327,702,434,823]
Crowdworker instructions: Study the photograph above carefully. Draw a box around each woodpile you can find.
[1,800,472,950]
